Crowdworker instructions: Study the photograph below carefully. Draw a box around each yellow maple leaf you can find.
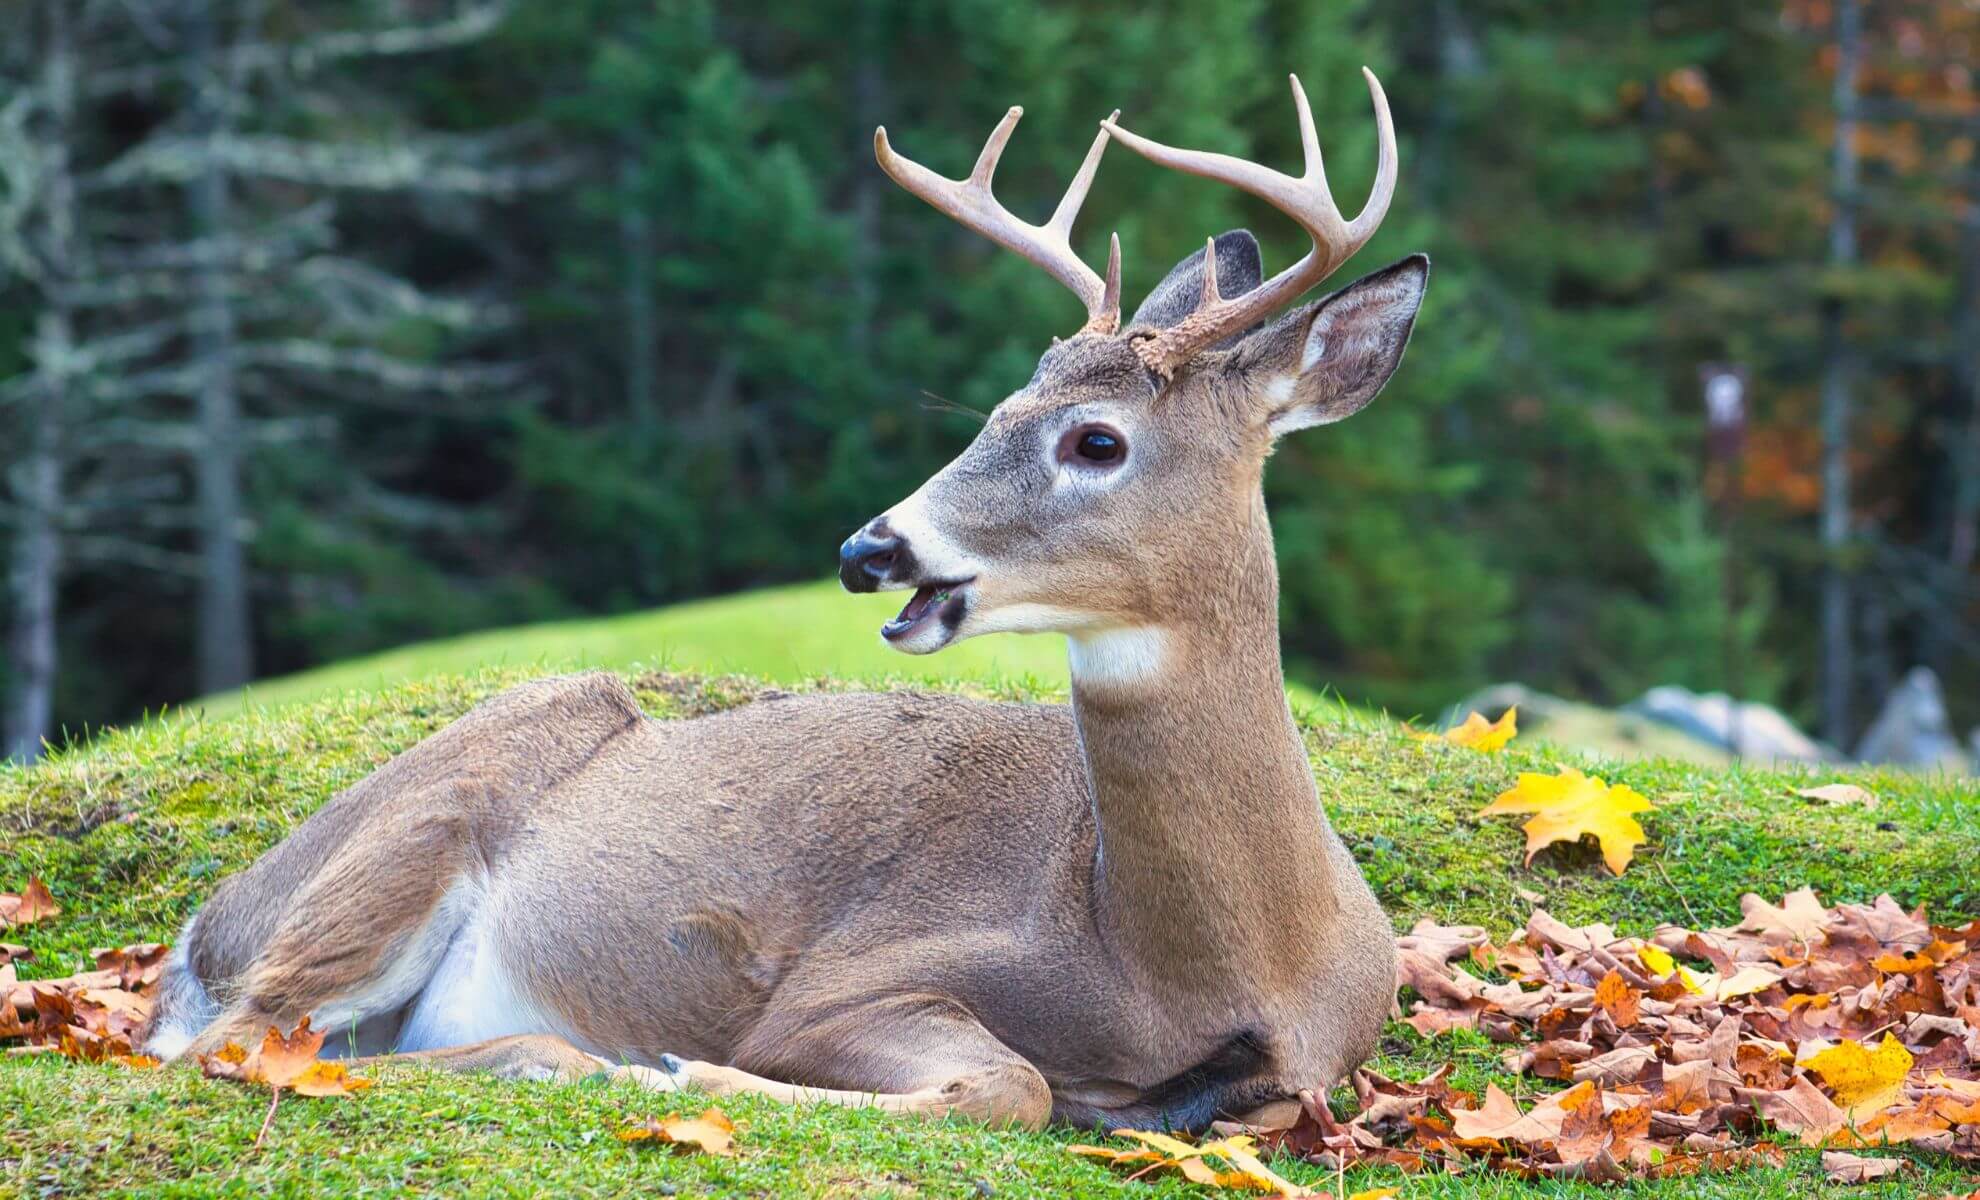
[1076,1129,1313,1196]
[1480,767,1650,876]
[1805,1034,1913,1121]
[1413,707,1518,752]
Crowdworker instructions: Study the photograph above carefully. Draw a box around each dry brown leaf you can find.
[618,1107,737,1157]
[1741,1076,1848,1145]
[0,877,60,928]
[1450,1083,1574,1144]
[90,943,169,991]
[1738,888,1830,944]
[1794,783,1878,809]
[1820,1150,1904,1183]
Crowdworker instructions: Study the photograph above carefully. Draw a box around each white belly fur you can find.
[396,899,563,1053]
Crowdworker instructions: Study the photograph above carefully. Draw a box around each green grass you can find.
[188,578,1342,721]
[189,579,1076,719]
[4,666,1977,1197]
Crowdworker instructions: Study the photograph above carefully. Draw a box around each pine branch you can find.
[87,2,515,97]
[92,201,335,273]
[292,256,516,333]
[236,339,526,395]
[89,132,570,197]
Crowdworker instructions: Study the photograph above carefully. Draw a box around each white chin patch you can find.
[1068,626,1169,690]
[966,602,1093,637]
[884,610,957,655]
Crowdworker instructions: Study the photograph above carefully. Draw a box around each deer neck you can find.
[1067,512,1342,992]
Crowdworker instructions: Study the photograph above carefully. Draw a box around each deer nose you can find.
[839,520,909,593]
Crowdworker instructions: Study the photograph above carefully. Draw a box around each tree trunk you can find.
[619,149,658,434]
[1946,186,1980,583]
[6,316,67,763]
[1818,0,1861,746]
[188,3,253,693]
[6,0,79,762]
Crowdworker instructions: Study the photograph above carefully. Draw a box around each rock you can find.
[1444,684,1732,765]
[1854,667,1970,773]
[1626,686,1831,764]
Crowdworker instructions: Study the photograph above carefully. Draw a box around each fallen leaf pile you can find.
[1479,768,1652,876]
[1,937,168,1067]
[1238,889,1978,1183]
[618,1106,738,1156]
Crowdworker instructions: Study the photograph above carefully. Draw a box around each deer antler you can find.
[1102,69,1397,376]
[875,108,1123,336]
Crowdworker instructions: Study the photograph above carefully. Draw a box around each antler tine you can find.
[1102,68,1400,375]
[874,107,1123,335]
[1049,110,1118,240]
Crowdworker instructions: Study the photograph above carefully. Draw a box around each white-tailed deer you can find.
[145,71,1425,1132]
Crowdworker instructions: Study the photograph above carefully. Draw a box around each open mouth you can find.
[881,580,972,642]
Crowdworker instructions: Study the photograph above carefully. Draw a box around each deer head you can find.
[841,72,1427,677]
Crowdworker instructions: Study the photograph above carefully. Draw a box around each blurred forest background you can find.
[2,0,1977,761]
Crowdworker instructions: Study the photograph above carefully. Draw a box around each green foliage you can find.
[1593,493,1785,703]
[7,0,1978,744]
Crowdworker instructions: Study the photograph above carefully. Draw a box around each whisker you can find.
[919,391,989,424]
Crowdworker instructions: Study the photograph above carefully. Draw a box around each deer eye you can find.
[1059,424,1126,468]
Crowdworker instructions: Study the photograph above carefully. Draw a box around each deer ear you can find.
[1251,254,1427,436]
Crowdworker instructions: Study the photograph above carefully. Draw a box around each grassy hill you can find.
[191,579,1075,719]
[191,579,1358,722]
[4,665,1976,1196]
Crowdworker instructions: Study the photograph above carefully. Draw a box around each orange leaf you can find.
[291,1060,373,1097]
[251,1016,329,1090]
[618,1107,737,1157]
[200,1040,252,1082]
[1594,970,1642,1028]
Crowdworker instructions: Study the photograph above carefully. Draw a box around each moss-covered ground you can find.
[4,667,1976,1197]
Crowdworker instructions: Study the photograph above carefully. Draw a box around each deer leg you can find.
[701,990,1054,1128]
[610,1053,1051,1129]
[351,996,1054,1129]
[354,1033,610,1083]
[170,806,481,1060]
